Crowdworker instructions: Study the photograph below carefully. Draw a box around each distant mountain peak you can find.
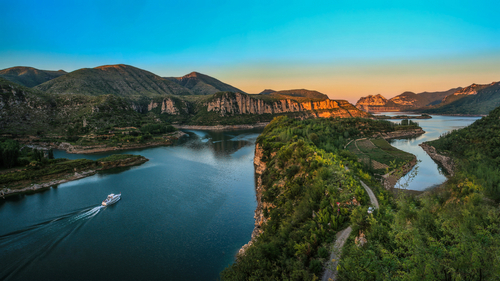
[0,66,67,87]
[183,71,202,78]
[259,89,277,95]
[93,64,134,71]
[166,71,246,95]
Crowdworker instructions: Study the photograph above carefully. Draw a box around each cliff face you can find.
[239,143,268,256]
[206,92,369,118]
[356,94,388,111]
[147,97,189,115]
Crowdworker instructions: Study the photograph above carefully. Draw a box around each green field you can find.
[347,138,414,171]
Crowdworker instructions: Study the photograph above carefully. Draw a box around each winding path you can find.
[321,177,379,281]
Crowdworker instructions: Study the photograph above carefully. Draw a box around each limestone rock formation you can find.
[205,92,369,118]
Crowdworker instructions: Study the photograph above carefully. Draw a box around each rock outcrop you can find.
[147,97,189,115]
[356,94,388,111]
[419,143,455,176]
[356,87,464,112]
[206,92,369,118]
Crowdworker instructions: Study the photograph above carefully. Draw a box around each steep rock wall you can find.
[239,143,268,256]
[206,92,368,118]
[147,97,189,115]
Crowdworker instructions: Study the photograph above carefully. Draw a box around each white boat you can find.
[102,193,121,206]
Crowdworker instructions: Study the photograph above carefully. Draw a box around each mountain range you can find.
[0,64,369,135]
[0,66,67,88]
[356,82,500,115]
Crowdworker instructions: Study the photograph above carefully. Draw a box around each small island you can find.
[0,151,148,198]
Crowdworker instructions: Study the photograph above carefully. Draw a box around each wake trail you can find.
[0,205,104,281]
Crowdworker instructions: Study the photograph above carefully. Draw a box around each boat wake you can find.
[0,205,104,280]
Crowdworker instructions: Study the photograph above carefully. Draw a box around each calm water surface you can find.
[0,129,262,281]
[378,113,481,191]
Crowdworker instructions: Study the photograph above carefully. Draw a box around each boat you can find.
[102,193,121,206]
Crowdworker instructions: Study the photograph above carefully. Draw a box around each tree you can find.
[0,139,20,168]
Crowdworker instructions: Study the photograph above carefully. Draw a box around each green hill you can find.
[428,104,500,200]
[0,66,67,87]
[0,77,145,135]
[260,89,329,100]
[35,64,192,99]
[165,71,246,95]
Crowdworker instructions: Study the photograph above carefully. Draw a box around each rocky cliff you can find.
[356,87,465,112]
[239,143,268,256]
[206,92,369,118]
[147,97,189,115]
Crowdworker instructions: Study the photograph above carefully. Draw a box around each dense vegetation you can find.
[336,107,500,280]
[221,116,416,280]
[222,113,500,280]
[428,105,500,201]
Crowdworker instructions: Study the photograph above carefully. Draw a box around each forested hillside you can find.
[336,107,500,280]
[427,105,500,200]
[221,116,421,280]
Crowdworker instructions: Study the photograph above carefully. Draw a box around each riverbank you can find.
[0,155,148,198]
[375,114,431,119]
[238,143,267,256]
[16,131,186,154]
[374,128,425,139]
[174,122,269,131]
[419,143,455,176]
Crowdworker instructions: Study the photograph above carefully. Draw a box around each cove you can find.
[380,113,481,191]
[0,129,262,281]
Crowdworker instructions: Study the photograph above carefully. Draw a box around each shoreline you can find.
[419,143,455,176]
[18,131,187,154]
[173,122,269,131]
[238,143,267,256]
[1,156,149,199]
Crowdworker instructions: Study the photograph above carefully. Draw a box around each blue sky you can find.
[1,0,499,102]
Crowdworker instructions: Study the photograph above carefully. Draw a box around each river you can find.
[379,113,481,191]
[0,115,481,280]
[0,129,262,281]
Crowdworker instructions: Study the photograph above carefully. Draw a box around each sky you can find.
[1,0,499,103]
